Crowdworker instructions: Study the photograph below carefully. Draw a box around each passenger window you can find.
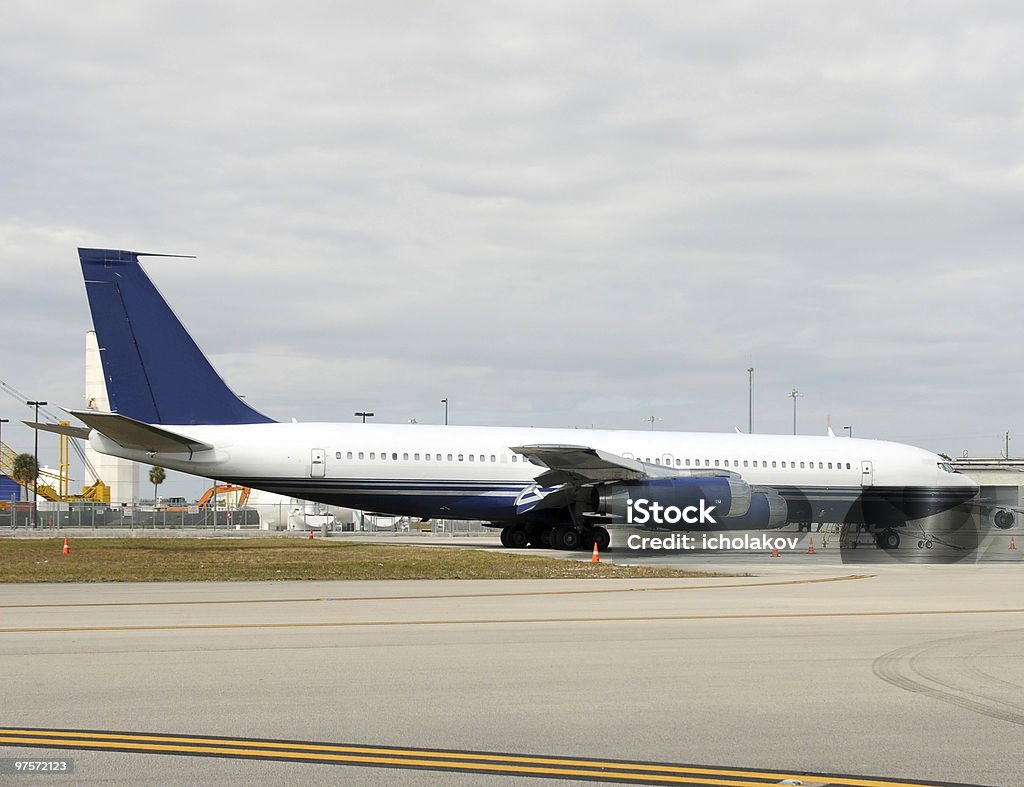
[392,453,398,460]
[458,454,464,461]
[685,459,691,466]
[414,453,419,461]
[358,452,364,460]
[846,463,851,469]
[800,461,805,469]
[335,452,341,459]
[771,461,777,468]
[781,461,786,468]
[447,454,453,461]
[828,462,833,469]
[818,462,823,469]
[490,455,496,462]
[512,455,518,462]
[469,455,475,462]
[743,460,748,467]
[424,453,429,461]
[346,451,352,460]
[675,458,681,466]
[369,452,375,460]
[403,453,409,460]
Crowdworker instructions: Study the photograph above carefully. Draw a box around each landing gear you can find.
[500,525,529,548]
[994,510,1015,529]
[550,525,581,551]
[917,539,933,549]
[875,529,901,550]
[510,524,611,552]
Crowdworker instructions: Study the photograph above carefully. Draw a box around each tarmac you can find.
[1,554,1022,785]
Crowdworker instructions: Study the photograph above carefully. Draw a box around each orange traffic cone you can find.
[770,546,780,558]
[807,537,816,555]
[1010,536,1017,550]
[308,527,314,540]
[591,541,600,563]
[62,537,70,555]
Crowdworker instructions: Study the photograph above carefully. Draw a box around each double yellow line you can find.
[0,728,973,786]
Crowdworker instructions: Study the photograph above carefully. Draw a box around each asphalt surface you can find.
[1,564,1022,786]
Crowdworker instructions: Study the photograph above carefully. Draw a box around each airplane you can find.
[51,247,980,552]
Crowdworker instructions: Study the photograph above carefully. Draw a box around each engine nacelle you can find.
[716,490,788,530]
[592,476,752,528]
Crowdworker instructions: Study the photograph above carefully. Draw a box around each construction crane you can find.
[0,378,109,503]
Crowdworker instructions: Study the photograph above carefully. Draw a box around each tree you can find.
[10,453,38,499]
[149,465,166,506]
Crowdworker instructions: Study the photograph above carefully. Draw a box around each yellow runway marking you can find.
[0,727,980,786]
[0,573,871,609]
[1,606,1022,634]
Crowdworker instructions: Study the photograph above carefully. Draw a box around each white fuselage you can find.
[91,423,976,525]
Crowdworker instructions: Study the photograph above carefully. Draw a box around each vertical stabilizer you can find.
[79,248,274,425]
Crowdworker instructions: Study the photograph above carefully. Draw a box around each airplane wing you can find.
[510,444,741,516]
[66,410,213,455]
[512,444,733,485]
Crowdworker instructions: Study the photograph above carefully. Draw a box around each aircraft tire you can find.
[994,510,1015,529]
[499,527,511,547]
[877,529,900,550]
[550,525,570,550]
[560,527,582,550]
[527,527,550,548]
[592,526,611,552]
[506,526,529,548]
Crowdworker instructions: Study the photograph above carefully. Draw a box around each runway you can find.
[1,566,1021,786]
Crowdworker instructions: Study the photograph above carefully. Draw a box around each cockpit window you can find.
[938,462,955,473]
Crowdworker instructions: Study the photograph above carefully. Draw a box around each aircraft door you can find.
[662,453,675,467]
[310,448,326,478]
[860,460,873,487]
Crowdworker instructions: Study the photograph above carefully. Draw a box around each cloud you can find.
[2,2,1023,494]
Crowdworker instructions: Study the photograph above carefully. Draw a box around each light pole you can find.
[789,390,803,435]
[0,418,6,516]
[843,425,852,438]
[746,367,754,433]
[643,415,661,430]
[26,400,47,527]
[441,398,448,425]
[354,412,374,423]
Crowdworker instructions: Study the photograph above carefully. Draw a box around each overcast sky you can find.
[3,2,1023,497]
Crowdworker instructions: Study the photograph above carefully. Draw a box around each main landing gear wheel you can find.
[876,529,901,550]
[549,525,582,550]
[556,526,582,550]
[592,526,611,552]
[502,526,529,548]
[994,510,1015,529]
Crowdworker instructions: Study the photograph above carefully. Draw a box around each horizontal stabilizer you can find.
[22,421,92,440]
[68,409,212,455]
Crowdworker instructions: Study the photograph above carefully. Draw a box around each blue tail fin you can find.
[79,248,274,425]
